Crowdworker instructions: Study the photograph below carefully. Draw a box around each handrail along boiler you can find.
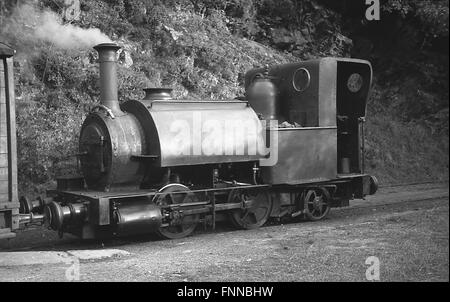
[0,43,378,240]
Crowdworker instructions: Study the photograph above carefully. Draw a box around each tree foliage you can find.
[0,0,448,192]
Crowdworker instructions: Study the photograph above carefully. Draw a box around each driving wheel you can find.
[229,189,273,229]
[153,184,199,239]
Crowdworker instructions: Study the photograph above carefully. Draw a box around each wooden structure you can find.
[0,43,19,239]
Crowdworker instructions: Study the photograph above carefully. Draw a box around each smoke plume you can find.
[1,3,111,49]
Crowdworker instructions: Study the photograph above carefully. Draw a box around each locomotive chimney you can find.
[93,43,122,114]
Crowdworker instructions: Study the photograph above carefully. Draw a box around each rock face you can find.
[163,25,183,41]
[118,49,133,68]
[270,28,309,51]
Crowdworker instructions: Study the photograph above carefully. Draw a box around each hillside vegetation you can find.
[0,0,448,194]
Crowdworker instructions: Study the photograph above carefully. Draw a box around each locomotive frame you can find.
[0,42,378,241]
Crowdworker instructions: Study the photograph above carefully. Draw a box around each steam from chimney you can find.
[1,3,111,49]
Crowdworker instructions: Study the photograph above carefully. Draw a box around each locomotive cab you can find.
[245,58,373,180]
[244,58,378,212]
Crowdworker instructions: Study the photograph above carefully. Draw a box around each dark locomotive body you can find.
[1,43,378,240]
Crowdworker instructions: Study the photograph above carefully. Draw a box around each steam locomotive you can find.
[0,42,378,240]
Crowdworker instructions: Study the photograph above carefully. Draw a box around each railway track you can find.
[379,179,449,188]
[340,180,448,212]
[344,193,448,212]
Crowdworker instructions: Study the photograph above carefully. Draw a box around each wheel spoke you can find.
[252,207,266,220]
[249,212,258,224]
[241,211,250,220]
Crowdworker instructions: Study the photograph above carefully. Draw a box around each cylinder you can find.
[113,200,162,236]
[93,43,122,114]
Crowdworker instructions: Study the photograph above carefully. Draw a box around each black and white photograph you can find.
[0,0,448,287]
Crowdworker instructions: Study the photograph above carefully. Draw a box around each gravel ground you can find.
[0,182,448,282]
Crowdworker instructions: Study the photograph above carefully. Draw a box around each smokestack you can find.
[93,43,122,114]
